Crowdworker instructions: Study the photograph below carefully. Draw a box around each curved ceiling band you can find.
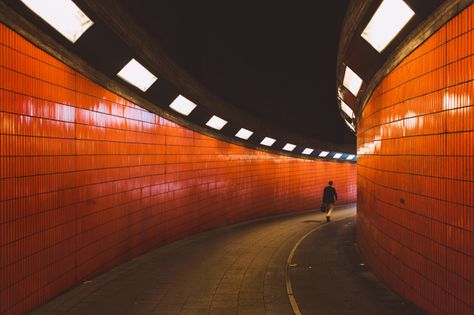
[336,0,473,131]
[0,0,357,161]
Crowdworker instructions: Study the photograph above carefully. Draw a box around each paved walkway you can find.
[32,204,423,314]
[289,216,423,315]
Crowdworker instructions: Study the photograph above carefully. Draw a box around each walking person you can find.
[323,181,337,222]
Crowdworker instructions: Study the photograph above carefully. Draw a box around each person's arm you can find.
[334,188,338,201]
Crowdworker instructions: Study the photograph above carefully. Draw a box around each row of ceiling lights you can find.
[117,60,355,160]
[338,0,415,132]
[20,0,358,161]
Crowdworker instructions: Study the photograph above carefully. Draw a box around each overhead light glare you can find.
[235,128,253,140]
[302,148,314,155]
[361,0,415,53]
[169,95,197,116]
[343,66,363,97]
[346,154,355,160]
[206,115,227,130]
[282,143,296,152]
[340,100,355,119]
[333,153,343,159]
[337,86,344,99]
[117,59,157,92]
[319,151,329,157]
[21,0,94,43]
[344,119,356,132]
[260,137,276,147]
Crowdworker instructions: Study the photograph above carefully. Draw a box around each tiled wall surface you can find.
[357,4,473,314]
[0,23,356,314]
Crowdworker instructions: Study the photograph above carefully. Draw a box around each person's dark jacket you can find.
[323,186,337,203]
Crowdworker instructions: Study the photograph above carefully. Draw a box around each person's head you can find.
[328,181,333,186]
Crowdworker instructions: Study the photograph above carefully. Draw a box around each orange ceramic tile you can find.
[357,4,474,314]
[0,22,357,315]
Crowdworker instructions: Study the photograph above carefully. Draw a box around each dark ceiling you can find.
[1,0,457,157]
[120,0,355,145]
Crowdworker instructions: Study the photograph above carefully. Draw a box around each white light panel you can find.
[333,153,343,159]
[343,66,363,96]
[346,154,355,160]
[361,0,415,53]
[117,59,158,92]
[169,95,197,116]
[319,151,329,157]
[344,119,356,132]
[206,115,227,130]
[340,100,355,119]
[302,148,314,155]
[260,137,276,147]
[21,0,94,43]
[235,128,253,140]
[282,143,296,152]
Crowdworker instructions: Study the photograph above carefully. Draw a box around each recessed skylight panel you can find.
[344,119,356,132]
[206,115,227,130]
[169,95,197,116]
[261,137,276,147]
[235,128,253,140]
[283,143,296,152]
[21,0,94,43]
[361,0,415,53]
[117,59,158,92]
[340,100,355,119]
[343,66,363,96]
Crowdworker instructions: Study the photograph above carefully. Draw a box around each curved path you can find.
[32,204,422,314]
[289,216,423,315]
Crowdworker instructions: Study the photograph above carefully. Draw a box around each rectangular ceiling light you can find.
[260,137,276,147]
[282,143,296,152]
[235,128,253,140]
[206,115,227,130]
[333,153,343,159]
[346,154,355,160]
[340,100,355,119]
[21,0,93,43]
[319,151,329,157]
[169,95,197,116]
[361,0,415,53]
[117,59,158,92]
[343,66,363,97]
[302,148,314,155]
[344,119,356,132]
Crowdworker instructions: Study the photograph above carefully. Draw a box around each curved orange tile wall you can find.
[357,4,473,315]
[0,23,356,314]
